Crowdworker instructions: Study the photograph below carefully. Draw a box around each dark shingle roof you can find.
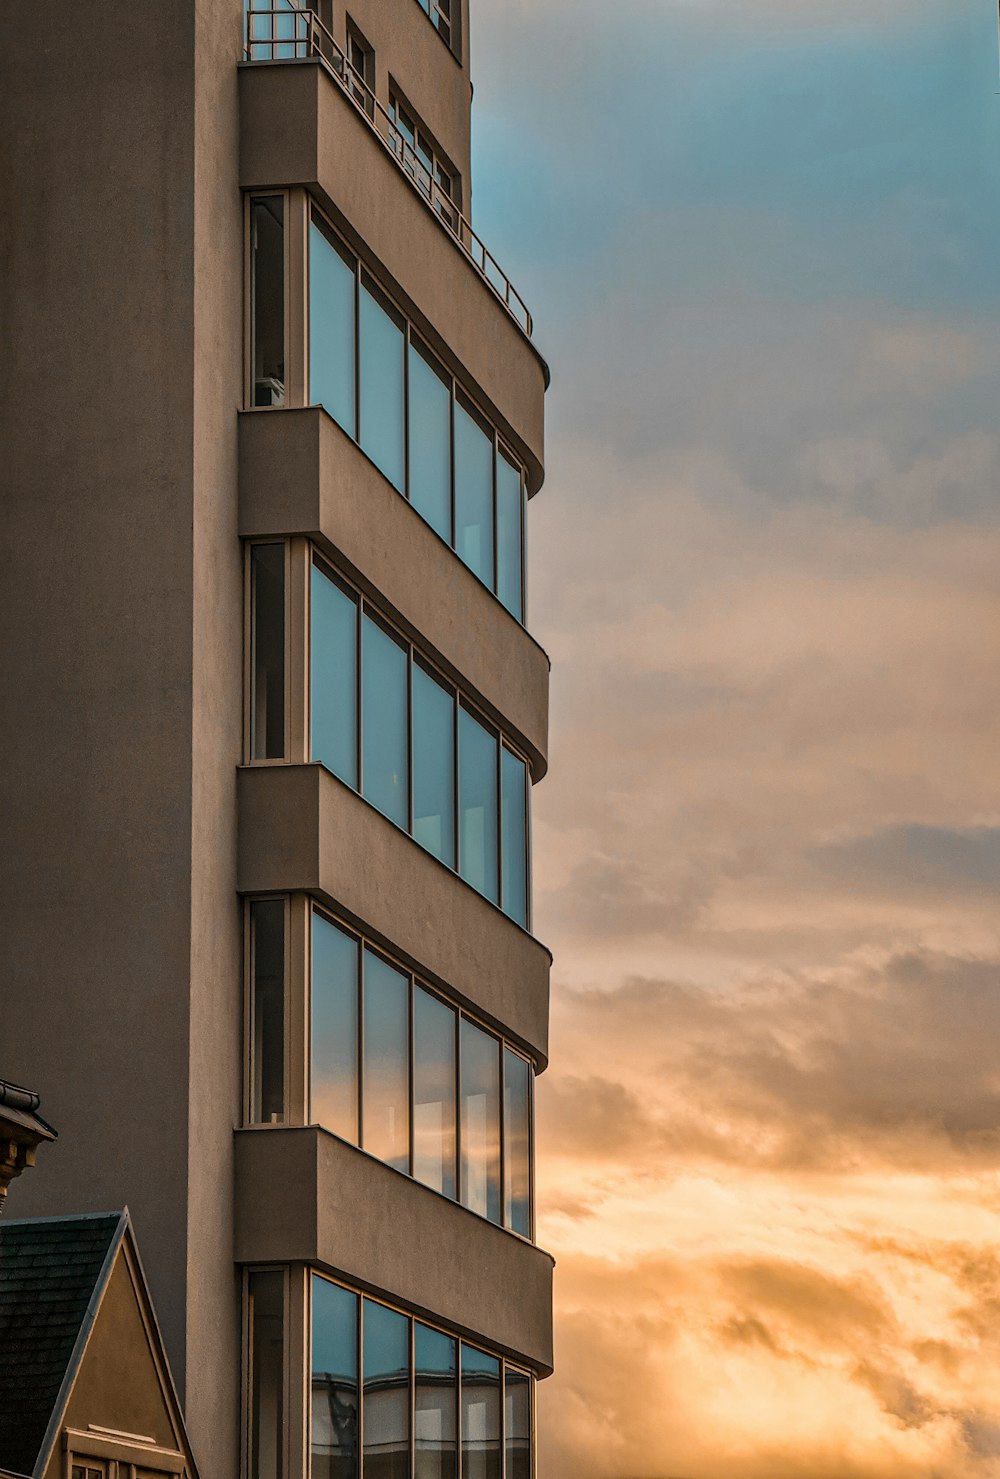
[0,1213,125,1478]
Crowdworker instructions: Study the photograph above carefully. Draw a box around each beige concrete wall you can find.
[238,61,548,490]
[234,1126,554,1372]
[237,765,551,1065]
[0,6,243,1476]
[240,408,550,778]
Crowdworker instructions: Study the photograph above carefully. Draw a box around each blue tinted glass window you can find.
[408,341,452,542]
[460,1018,500,1225]
[454,399,494,589]
[362,616,409,829]
[500,747,528,928]
[458,708,498,903]
[363,950,409,1173]
[311,563,358,786]
[413,986,457,1200]
[504,1369,531,1479]
[311,913,359,1142]
[310,221,356,434]
[311,1277,359,1479]
[415,1323,457,1479]
[359,278,405,492]
[495,451,523,620]
[363,1301,410,1479]
[412,664,455,868]
[503,1049,531,1237]
[460,1346,501,1479]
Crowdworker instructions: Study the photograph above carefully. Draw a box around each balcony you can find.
[243,6,531,336]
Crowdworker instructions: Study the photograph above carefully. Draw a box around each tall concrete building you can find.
[0,2,551,1475]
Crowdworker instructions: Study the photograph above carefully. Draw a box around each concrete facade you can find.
[2,0,550,1473]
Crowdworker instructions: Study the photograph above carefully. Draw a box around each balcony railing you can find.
[243,6,533,338]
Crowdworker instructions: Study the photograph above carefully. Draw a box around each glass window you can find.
[363,950,409,1173]
[415,1323,457,1479]
[359,277,405,492]
[503,1049,531,1237]
[311,1277,359,1479]
[363,1300,410,1479]
[311,564,358,786]
[496,451,523,620]
[504,1369,531,1479]
[460,1019,501,1224]
[311,913,359,1142]
[310,221,356,435]
[250,197,285,406]
[248,1271,284,1479]
[250,543,285,760]
[412,987,456,1200]
[460,1347,500,1479]
[454,398,494,589]
[459,708,498,904]
[412,663,455,868]
[250,900,284,1125]
[408,341,452,542]
[362,615,409,830]
[500,747,528,928]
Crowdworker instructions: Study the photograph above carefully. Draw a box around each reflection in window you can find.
[504,1368,531,1479]
[311,1277,359,1479]
[503,1049,531,1238]
[311,563,358,786]
[459,708,498,904]
[363,950,409,1173]
[413,986,456,1200]
[250,543,285,760]
[454,398,494,590]
[250,900,284,1124]
[412,663,455,868]
[364,1300,410,1479]
[310,222,356,436]
[311,913,359,1141]
[460,1347,501,1479]
[250,196,284,406]
[415,1323,457,1479]
[460,1019,500,1224]
[496,451,523,620]
[500,747,527,928]
[408,340,452,542]
[362,615,409,829]
[248,1270,284,1479]
[359,277,406,493]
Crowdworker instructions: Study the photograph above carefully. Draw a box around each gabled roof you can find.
[0,1212,125,1479]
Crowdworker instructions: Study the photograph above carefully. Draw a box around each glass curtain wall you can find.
[310,1276,532,1479]
[308,211,526,621]
[306,907,532,1236]
[309,558,529,924]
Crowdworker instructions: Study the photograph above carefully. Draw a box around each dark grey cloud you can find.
[812,824,1000,896]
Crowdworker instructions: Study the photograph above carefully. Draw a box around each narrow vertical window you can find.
[503,1049,531,1237]
[359,275,406,492]
[311,1276,359,1479]
[407,340,452,542]
[310,221,356,435]
[495,451,524,620]
[504,1369,532,1479]
[362,615,409,829]
[415,1323,457,1479]
[413,986,457,1199]
[250,197,285,406]
[363,1300,410,1479]
[459,708,499,904]
[248,1271,285,1479]
[454,397,494,590]
[311,912,360,1142]
[500,747,528,928]
[460,1347,501,1479]
[412,663,455,868]
[460,1019,501,1224]
[250,543,285,760]
[363,950,410,1173]
[250,900,284,1124]
[311,563,358,786]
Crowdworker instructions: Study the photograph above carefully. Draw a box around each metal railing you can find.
[243,5,533,337]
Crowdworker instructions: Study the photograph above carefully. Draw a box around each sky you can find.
[469,1,1000,1474]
